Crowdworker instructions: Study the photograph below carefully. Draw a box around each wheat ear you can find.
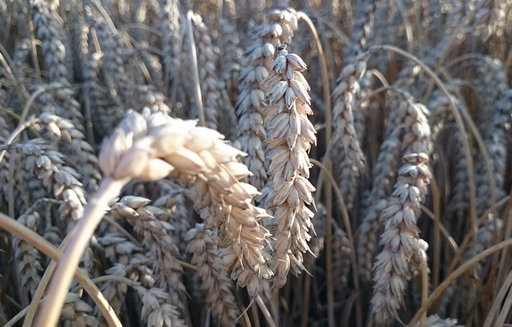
[36,109,273,326]
[261,45,317,288]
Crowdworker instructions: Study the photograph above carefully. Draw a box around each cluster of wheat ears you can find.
[1,0,512,326]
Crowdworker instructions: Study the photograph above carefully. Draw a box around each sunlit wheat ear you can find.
[260,45,316,288]
[235,8,299,190]
[99,110,272,297]
[185,223,240,325]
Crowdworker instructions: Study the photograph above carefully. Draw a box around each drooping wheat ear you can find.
[12,211,43,298]
[98,110,273,297]
[185,223,240,325]
[429,0,466,58]
[472,56,508,138]
[158,0,181,99]
[111,196,186,315]
[189,13,219,130]
[446,126,469,223]
[99,264,134,319]
[236,8,299,190]
[60,292,99,327]
[371,153,431,326]
[260,45,316,288]
[0,116,11,203]
[331,55,368,209]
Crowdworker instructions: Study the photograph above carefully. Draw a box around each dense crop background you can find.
[1,0,512,326]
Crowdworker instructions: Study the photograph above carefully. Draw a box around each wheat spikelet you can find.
[135,286,185,327]
[61,292,99,327]
[132,85,172,114]
[235,8,299,190]
[185,223,240,325]
[97,229,142,267]
[260,45,316,288]
[12,211,43,297]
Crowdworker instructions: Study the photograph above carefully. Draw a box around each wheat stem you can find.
[409,237,512,325]
[34,178,126,327]
[0,212,122,327]
[186,10,205,127]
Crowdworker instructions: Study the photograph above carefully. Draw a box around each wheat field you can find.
[1,0,512,326]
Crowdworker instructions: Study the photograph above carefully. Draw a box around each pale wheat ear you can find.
[261,44,317,288]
